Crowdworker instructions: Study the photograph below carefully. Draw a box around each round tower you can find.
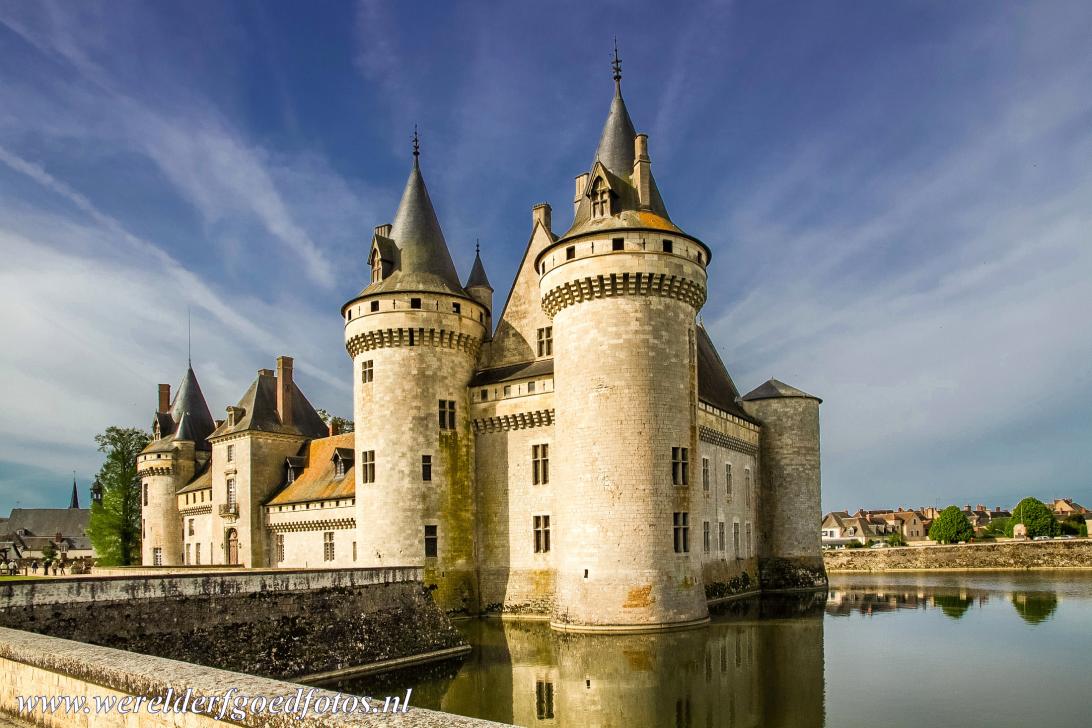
[538,60,711,631]
[343,144,487,613]
[740,379,827,592]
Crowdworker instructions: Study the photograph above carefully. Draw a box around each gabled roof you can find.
[209,370,327,440]
[356,157,466,297]
[267,433,356,506]
[696,325,756,423]
[2,508,89,539]
[741,378,822,403]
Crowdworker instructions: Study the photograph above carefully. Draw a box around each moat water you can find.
[330,572,1092,727]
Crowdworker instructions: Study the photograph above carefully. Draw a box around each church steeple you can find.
[69,474,79,509]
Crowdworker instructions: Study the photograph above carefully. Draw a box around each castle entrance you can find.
[226,528,239,565]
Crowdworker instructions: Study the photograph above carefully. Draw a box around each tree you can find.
[984,517,1010,537]
[929,506,975,544]
[87,426,149,566]
[1005,498,1058,538]
[886,531,907,547]
[41,539,56,563]
[315,408,354,434]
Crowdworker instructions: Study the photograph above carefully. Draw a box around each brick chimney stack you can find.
[276,356,294,427]
[328,420,339,437]
[532,203,552,234]
[158,384,171,413]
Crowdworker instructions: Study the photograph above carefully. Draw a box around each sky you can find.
[0,1,1089,514]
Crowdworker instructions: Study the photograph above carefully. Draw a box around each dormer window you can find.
[591,177,610,218]
[332,448,354,479]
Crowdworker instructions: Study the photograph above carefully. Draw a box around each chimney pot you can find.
[634,133,649,161]
[277,356,294,428]
[328,421,339,437]
[374,223,392,238]
[532,203,552,233]
[574,173,590,214]
[158,384,171,414]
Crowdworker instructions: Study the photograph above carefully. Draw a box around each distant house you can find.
[1050,499,1088,518]
[0,483,94,562]
[821,512,883,546]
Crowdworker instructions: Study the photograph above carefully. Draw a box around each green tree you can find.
[315,409,354,434]
[1005,498,1058,538]
[929,506,975,544]
[984,516,1010,537]
[87,426,150,566]
[886,531,907,547]
[41,540,56,563]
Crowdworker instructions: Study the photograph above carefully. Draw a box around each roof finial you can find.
[611,37,622,92]
[412,124,420,161]
[475,238,480,255]
[187,306,191,367]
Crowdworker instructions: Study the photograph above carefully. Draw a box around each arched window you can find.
[591,177,610,218]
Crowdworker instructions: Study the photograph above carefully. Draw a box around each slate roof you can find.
[471,358,555,387]
[176,462,212,495]
[465,248,492,291]
[209,370,328,440]
[356,158,466,297]
[2,508,92,552]
[141,366,216,454]
[696,325,755,423]
[741,378,822,403]
[267,433,356,506]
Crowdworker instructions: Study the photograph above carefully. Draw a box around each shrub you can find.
[886,531,907,547]
[929,506,975,544]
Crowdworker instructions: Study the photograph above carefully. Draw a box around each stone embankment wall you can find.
[0,627,506,728]
[824,539,1092,572]
[0,568,464,680]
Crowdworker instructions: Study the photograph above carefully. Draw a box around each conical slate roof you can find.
[360,157,465,296]
[169,366,216,449]
[741,379,822,403]
[594,84,637,178]
[465,248,492,291]
[69,478,79,509]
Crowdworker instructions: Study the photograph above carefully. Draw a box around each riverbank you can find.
[824,538,1092,572]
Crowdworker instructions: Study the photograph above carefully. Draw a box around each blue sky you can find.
[1,1,1089,514]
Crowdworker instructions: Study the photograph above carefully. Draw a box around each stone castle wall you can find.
[0,568,464,681]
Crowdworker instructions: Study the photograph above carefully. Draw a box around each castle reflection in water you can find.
[332,593,826,728]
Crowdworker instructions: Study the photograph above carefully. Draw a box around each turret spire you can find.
[612,38,622,94]
[69,472,79,509]
[412,125,420,162]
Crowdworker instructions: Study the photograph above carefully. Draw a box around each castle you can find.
[138,58,826,632]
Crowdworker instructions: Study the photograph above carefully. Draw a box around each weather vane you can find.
[612,37,622,84]
[412,125,420,159]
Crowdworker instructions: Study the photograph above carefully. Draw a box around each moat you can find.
[328,572,1092,727]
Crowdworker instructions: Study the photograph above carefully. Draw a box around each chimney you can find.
[276,356,294,427]
[632,133,651,207]
[573,173,590,214]
[532,203,552,234]
[374,223,392,239]
[158,384,171,413]
[328,420,339,437]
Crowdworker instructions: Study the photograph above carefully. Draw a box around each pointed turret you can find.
[593,58,637,177]
[465,242,492,292]
[361,131,465,296]
[169,366,216,449]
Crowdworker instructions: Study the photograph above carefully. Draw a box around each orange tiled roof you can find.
[266,433,355,506]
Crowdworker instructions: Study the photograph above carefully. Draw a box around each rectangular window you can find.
[746,522,753,558]
[143,482,148,506]
[733,522,741,558]
[353,541,357,561]
[185,543,190,565]
[361,451,375,483]
[612,237,624,251]
[702,457,710,492]
[361,360,373,383]
[534,515,551,553]
[370,300,379,312]
[479,388,488,401]
[726,464,733,500]
[410,297,422,309]
[673,512,690,553]
[195,543,201,565]
[527,380,536,394]
[153,547,163,566]
[663,239,673,253]
[334,456,347,479]
[422,454,432,482]
[188,518,194,536]
[532,443,550,485]
[424,525,438,558]
[275,534,284,563]
[438,400,456,430]
[672,447,689,486]
[537,326,553,357]
[452,302,461,314]
[226,444,234,462]
[323,531,335,562]
[503,384,512,397]
[718,522,726,551]
[703,521,711,553]
[566,245,575,260]
[745,468,752,506]
[226,478,237,507]
[535,680,555,720]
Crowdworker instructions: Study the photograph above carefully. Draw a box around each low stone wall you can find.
[0,627,506,727]
[824,539,1092,572]
[0,568,465,680]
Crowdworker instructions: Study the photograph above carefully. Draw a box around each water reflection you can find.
[332,593,826,728]
[827,580,1065,625]
[1011,592,1058,624]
